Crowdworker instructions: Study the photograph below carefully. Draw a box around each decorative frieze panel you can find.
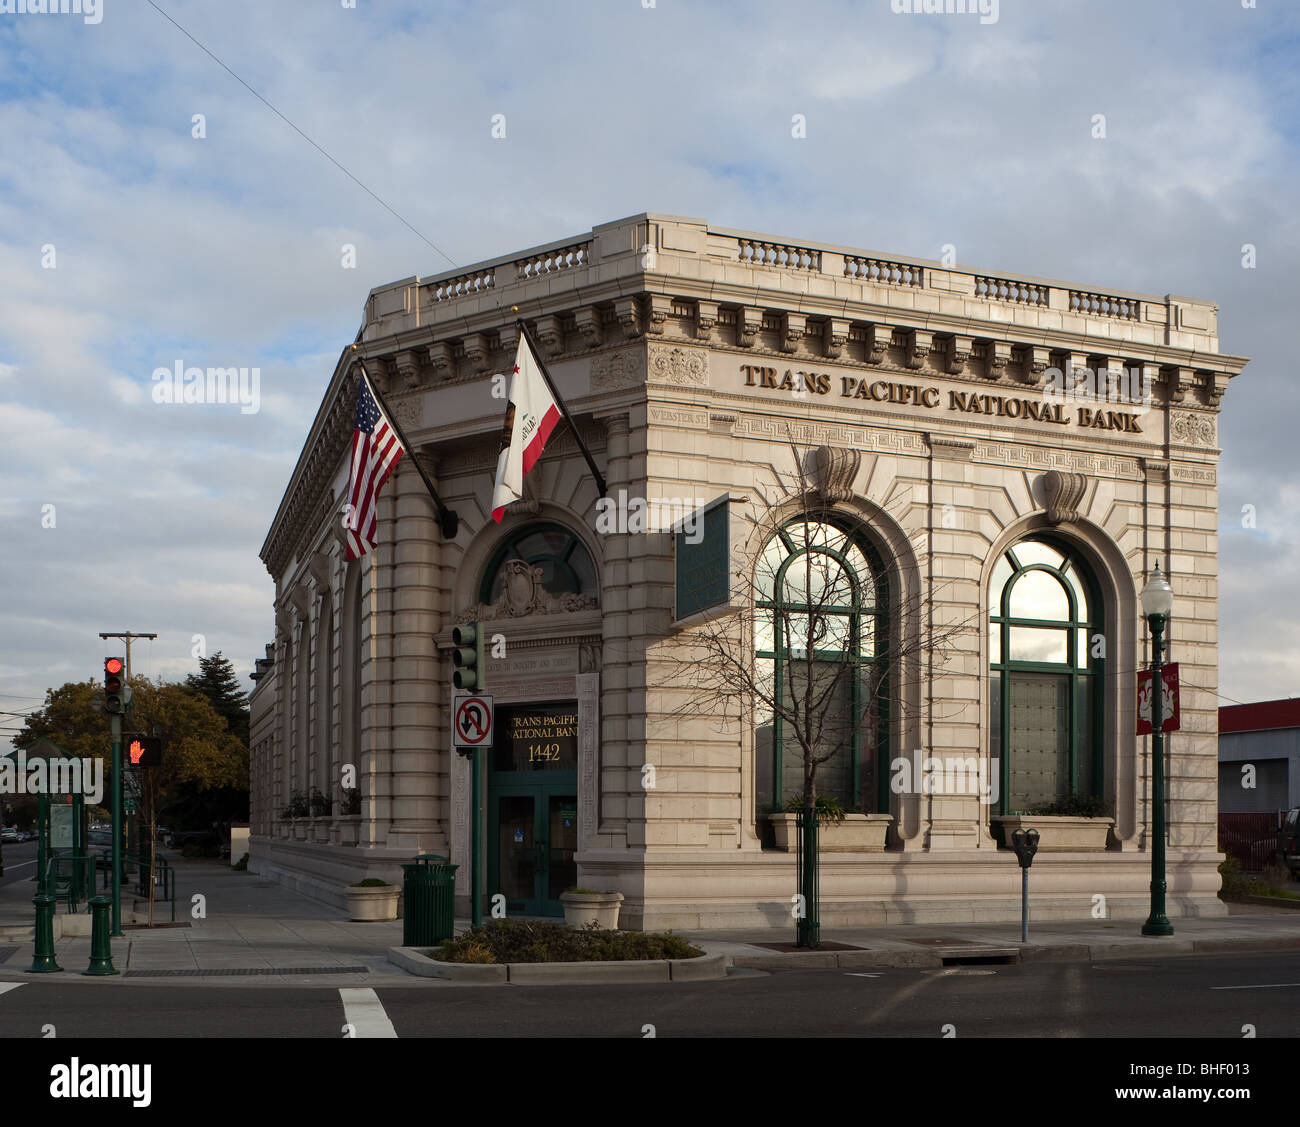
[973,445,1145,478]
[591,348,645,391]
[648,345,708,386]
[1170,412,1216,447]
[733,414,927,454]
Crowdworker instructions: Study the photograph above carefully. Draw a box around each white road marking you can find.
[2,860,38,871]
[0,983,26,996]
[339,987,397,1037]
[844,972,881,977]
[1211,982,1300,991]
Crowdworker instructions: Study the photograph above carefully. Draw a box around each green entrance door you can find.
[487,701,579,918]
[490,783,577,917]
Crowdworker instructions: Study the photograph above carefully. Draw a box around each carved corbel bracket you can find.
[982,340,1011,379]
[735,306,761,348]
[866,323,892,365]
[574,306,602,350]
[394,349,421,390]
[645,294,672,336]
[535,315,565,358]
[695,300,718,342]
[1042,470,1087,525]
[1199,370,1229,407]
[427,341,454,381]
[614,297,641,340]
[460,333,490,373]
[946,334,971,375]
[1019,345,1051,386]
[1160,365,1191,404]
[781,311,806,354]
[497,323,521,357]
[903,328,932,370]
[365,355,391,394]
[823,317,849,359]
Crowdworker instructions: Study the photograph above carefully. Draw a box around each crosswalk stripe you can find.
[339,987,397,1038]
[0,983,26,996]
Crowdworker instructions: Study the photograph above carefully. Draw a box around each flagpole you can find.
[350,348,459,540]
[516,319,608,497]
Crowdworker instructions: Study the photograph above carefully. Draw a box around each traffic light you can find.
[103,657,125,714]
[452,622,485,690]
[128,737,162,767]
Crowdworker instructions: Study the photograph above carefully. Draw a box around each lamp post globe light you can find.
[1140,564,1175,937]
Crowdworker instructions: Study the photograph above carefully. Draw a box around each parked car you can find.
[1277,807,1300,878]
[0,828,19,843]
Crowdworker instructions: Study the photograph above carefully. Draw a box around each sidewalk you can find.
[0,851,410,986]
[2,851,1298,984]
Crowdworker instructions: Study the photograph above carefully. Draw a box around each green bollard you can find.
[83,896,118,976]
[29,894,61,974]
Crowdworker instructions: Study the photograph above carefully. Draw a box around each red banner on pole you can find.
[1137,662,1180,734]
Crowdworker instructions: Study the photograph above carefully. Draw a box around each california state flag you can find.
[491,335,562,522]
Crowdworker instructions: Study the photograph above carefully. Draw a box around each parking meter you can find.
[1011,828,1039,942]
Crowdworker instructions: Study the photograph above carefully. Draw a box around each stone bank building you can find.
[249,213,1246,929]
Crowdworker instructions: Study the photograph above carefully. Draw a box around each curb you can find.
[386,947,728,984]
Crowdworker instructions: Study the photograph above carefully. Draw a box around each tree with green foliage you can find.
[183,652,250,746]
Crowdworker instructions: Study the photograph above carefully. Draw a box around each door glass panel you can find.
[547,794,578,904]
[1008,672,1069,810]
[496,795,535,903]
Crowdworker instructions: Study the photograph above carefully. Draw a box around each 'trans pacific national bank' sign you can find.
[675,496,730,621]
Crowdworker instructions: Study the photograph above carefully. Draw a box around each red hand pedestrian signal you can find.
[129,740,144,765]
[128,737,162,767]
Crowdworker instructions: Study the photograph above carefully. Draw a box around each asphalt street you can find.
[1,950,1298,1039]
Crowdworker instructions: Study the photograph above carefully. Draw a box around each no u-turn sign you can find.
[454,694,494,749]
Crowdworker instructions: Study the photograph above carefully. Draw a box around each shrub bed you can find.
[433,919,703,964]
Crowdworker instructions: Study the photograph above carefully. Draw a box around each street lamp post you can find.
[1140,564,1175,938]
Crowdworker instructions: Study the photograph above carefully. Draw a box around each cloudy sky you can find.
[0,0,1295,742]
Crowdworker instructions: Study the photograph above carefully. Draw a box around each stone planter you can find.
[992,814,1114,853]
[291,821,308,842]
[768,813,893,852]
[560,890,624,929]
[345,883,399,922]
[311,820,330,843]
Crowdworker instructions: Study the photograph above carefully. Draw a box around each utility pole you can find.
[99,631,155,937]
[99,631,157,682]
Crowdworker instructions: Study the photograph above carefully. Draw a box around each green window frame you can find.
[755,516,889,817]
[479,522,598,606]
[989,536,1104,813]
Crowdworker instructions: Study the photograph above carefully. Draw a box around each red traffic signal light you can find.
[104,657,125,713]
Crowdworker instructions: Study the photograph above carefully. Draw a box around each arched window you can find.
[754,516,889,819]
[480,522,598,606]
[989,537,1103,813]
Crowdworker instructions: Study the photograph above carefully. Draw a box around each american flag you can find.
[344,369,405,560]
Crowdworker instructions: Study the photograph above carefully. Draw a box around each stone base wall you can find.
[579,848,1228,931]
[249,835,412,914]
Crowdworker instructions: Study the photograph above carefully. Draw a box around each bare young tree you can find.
[659,436,978,941]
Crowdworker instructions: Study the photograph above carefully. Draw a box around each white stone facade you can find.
[250,213,1246,928]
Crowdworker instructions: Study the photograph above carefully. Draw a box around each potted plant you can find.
[768,794,893,852]
[344,877,399,921]
[309,787,333,817]
[560,887,624,929]
[992,795,1114,853]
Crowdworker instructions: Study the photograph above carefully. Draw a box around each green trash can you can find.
[402,854,458,947]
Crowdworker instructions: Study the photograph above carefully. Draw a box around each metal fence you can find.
[1218,812,1282,871]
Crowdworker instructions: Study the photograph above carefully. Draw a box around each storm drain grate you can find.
[123,965,371,978]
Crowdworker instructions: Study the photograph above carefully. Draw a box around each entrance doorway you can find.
[487,701,579,917]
